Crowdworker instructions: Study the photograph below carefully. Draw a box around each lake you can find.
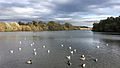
[0,30,120,68]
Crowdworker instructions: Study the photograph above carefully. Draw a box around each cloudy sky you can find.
[0,0,120,27]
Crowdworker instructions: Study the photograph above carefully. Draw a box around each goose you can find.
[18,48,21,51]
[66,56,71,60]
[10,50,14,53]
[97,46,100,48]
[47,50,50,53]
[26,60,32,64]
[80,55,85,61]
[67,60,72,66]
[81,64,86,68]
[33,48,36,51]
[69,47,72,50]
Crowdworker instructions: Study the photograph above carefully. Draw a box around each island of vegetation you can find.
[0,21,91,32]
[92,16,120,32]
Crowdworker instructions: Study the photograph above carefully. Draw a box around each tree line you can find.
[0,21,85,32]
[92,16,120,32]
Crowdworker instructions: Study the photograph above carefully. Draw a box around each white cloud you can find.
[12,7,34,14]
[54,17,72,21]
[52,0,73,4]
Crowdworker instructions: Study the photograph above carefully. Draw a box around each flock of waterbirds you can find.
[8,36,109,68]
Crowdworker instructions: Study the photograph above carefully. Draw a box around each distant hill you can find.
[92,16,120,32]
[0,21,91,32]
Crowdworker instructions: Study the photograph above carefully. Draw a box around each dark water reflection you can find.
[0,31,120,68]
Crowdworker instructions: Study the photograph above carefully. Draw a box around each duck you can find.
[66,56,71,60]
[67,60,72,66]
[26,60,32,64]
[81,64,86,68]
[80,55,85,61]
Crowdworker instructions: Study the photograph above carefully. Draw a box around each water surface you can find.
[0,31,120,68]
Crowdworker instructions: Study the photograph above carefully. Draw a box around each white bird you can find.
[69,47,72,50]
[10,50,14,53]
[74,49,76,52]
[18,48,21,51]
[97,46,100,48]
[61,44,64,47]
[47,50,50,53]
[20,41,22,44]
[34,52,37,55]
[42,45,46,48]
[66,56,71,60]
[70,51,74,54]
[31,44,33,46]
[32,42,34,45]
[33,48,36,51]
[106,44,108,46]
[26,60,32,64]
[81,64,86,68]
[80,55,85,61]
[93,58,98,62]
